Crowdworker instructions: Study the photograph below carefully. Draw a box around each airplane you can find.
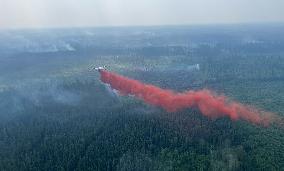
[91,66,106,72]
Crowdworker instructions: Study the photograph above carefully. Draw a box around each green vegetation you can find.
[0,25,284,170]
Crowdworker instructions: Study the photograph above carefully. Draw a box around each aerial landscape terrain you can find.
[0,24,284,170]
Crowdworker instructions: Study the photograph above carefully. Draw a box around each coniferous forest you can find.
[0,24,284,170]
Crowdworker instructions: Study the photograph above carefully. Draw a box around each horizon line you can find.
[1,21,284,31]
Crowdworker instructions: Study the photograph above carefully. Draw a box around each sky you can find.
[1,0,284,29]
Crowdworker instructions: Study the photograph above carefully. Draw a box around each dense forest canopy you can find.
[0,24,284,170]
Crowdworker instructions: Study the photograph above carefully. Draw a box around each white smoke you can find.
[103,83,119,98]
[15,82,81,106]
[185,63,200,71]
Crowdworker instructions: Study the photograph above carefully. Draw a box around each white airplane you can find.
[91,66,106,72]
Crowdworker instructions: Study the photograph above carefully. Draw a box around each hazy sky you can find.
[1,0,284,28]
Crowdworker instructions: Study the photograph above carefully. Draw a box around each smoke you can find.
[103,83,119,98]
[16,82,81,106]
[100,70,276,126]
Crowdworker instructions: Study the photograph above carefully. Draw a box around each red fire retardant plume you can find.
[100,70,272,125]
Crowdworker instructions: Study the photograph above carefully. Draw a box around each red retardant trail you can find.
[100,70,272,126]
